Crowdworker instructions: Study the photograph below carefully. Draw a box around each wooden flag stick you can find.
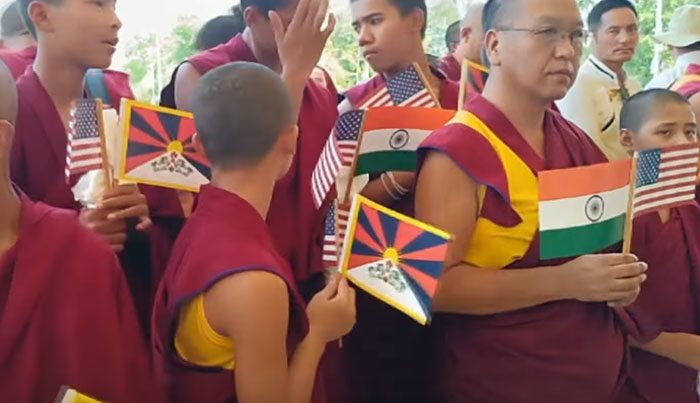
[622,155,638,254]
[95,99,113,190]
[458,57,469,112]
[412,62,441,109]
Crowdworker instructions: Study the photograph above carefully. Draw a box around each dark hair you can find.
[17,0,62,38]
[240,0,289,18]
[444,20,460,49]
[195,8,245,51]
[1,2,28,37]
[620,89,690,133]
[679,41,700,52]
[350,0,428,37]
[587,0,637,34]
[482,0,519,33]
[192,62,295,168]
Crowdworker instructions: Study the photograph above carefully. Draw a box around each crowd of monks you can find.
[1,0,700,402]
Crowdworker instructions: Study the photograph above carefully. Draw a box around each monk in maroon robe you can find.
[0,60,161,403]
[152,62,355,403]
[415,1,648,401]
[433,2,487,84]
[12,0,184,332]
[613,89,700,403]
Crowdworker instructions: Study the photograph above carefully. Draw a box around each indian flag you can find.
[354,107,454,176]
[539,159,632,260]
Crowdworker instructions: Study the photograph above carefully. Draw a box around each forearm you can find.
[433,263,569,315]
[288,335,326,403]
[638,332,700,371]
[281,70,309,121]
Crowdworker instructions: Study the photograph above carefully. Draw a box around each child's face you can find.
[625,102,698,152]
[44,0,121,69]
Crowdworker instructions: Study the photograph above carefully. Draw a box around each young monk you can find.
[0,61,161,403]
[0,1,36,79]
[152,62,356,403]
[415,0,648,401]
[161,0,337,302]
[434,1,487,84]
[341,0,458,400]
[613,89,700,403]
[12,0,184,331]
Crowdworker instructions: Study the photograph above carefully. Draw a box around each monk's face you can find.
[35,0,121,69]
[246,0,298,58]
[627,103,698,152]
[592,7,639,66]
[486,0,583,102]
[351,0,424,75]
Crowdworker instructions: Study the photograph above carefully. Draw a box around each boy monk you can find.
[341,0,458,399]
[163,0,338,300]
[13,0,184,330]
[0,61,160,403]
[415,0,648,401]
[614,89,700,403]
[152,62,356,403]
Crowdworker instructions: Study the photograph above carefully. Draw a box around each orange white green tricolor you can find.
[538,159,632,260]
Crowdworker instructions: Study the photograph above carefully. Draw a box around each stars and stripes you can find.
[633,143,699,217]
[311,110,365,209]
[358,64,437,109]
[65,99,103,185]
[322,201,352,267]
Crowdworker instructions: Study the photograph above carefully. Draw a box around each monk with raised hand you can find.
[152,62,355,403]
[415,0,647,401]
[0,61,161,403]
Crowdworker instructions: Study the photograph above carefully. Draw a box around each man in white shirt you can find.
[646,5,700,90]
[557,0,642,161]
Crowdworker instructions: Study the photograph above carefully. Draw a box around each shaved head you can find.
[461,1,484,29]
[192,62,294,169]
[0,61,17,124]
[620,89,691,134]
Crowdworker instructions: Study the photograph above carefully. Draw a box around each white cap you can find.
[655,5,700,48]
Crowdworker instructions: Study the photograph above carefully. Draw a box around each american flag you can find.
[633,143,699,217]
[358,64,437,109]
[311,110,365,208]
[65,99,103,185]
[322,201,352,267]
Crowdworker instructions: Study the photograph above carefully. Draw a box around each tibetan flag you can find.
[65,99,104,185]
[354,107,455,177]
[118,100,211,192]
[311,110,365,208]
[340,195,451,325]
[539,159,632,260]
[357,63,439,109]
[633,143,699,217]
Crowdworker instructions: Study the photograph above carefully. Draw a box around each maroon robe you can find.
[173,35,337,298]
[341,68,459,403]
[417,94,625,403]
[614,205,700,403]
[434,54,461,82]
[152,185,308,403]
[0,193,161,403]
[0,45,36,80]
[11,68,184,333]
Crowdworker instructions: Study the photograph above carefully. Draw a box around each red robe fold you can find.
[417,94,625,403]
[434,54,461,82]
[176,35,337,297]
[614,205,700,403]
[341,68,459,402]
[152,185,308,403]
[0,194,161,403]
[11,67,184,333]
[0,45,36,80]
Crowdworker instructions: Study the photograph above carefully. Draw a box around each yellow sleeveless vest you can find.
[447,111,540,269]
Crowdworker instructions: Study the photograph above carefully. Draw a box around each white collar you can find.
[587,54,622,82]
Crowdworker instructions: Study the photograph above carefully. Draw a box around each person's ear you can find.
[29,1,54,35]
[483,30,501,66]
[619,129,635,155]
[408,8,425,36]
[460,26,472,43]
